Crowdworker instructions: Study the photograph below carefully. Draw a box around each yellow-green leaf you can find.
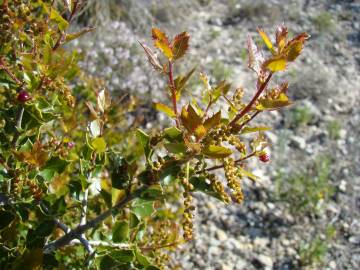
[203,111,221,131]
[172,32,190,61]
[180,104,202,133]
[194,124,207,139]
[50,9,69,31]
[91,137,107,153]
[286,41,303,62]
[152,28,173,59]
[240,126,271,134]
[256,93,292,110]
[263,57,287,72]
[203,145,232,158]
[238,167,259,181]
[258,28,275,54]
[154,102,176,118]
[164,143,187,155]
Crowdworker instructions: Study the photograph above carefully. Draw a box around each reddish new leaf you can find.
[172,32,190,61]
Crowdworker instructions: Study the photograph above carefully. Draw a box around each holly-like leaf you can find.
[172,32,190,61]
[203,145,232,158]
[164,143,187,155]
[174,67,196,100]
[163,127,183,142]
[256,93,292,110]
[132,199,154,219]
[136,129,153,162]
[194,124,207,140]
[204,111,221,131]
[189,176,223,201]
[139,41,163,71]
[14,141,48,167]
[113,221,129,243]
[39,157,69,182]
[286,41,304,62]
[180,104,202,133]
[154,102,176,118]
[263,56,287,72]
[258,28,275,54]
[247,34,265,76]
[275,24,288,52]
[152,28,173,59]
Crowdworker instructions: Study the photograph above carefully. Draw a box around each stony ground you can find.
[74,0,360,269]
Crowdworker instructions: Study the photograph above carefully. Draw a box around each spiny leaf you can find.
[163,127,183,142]
[174,67,196,100]
[154,102,176,118]
[50,8,69,31]
[139,41,163,71]
[263,56,287,72]
[258,28,275,54]
[247,34,265,76]
[64,27,95,43]
[180,104,202,133]
[136,129,153,162]
[203,111,221,131]
[203,145,232,158]
[286,41,304,62]
[212,81,231,102]
[275,24,288,52]
[172,32,190,61]
[194,124,207,140]
[152,28,173,59]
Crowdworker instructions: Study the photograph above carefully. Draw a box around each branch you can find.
[168,61,180,128]
[229,73,272,127]
[43,186,147,254]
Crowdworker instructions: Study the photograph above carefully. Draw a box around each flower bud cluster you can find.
[223,158,244,203]
[206,173,231,203]
[26,179,42,201]
[228,135,246,155]
[182,192,195,241]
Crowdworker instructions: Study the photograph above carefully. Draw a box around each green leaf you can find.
[238,167,259,182]
[64,27,95,43]
[154,102,176,118]
[91,137,107,153]
[33,220,56,237]
[164,143,187,155]
[163,127,183,142]
[129,213,140,229]
[189,176,223,201]
[39,157,69,182]
[109,156,133,190]
[256,93,292,110]
[50,9,69,31]
[132,199,154,219]
[203,111,221,131]
[112,221,129,243]
[136,129,152,162]
[135,249,150,267]
[110,249,134,263]
[159,163,181,185]
[240,126,271,134]
[203,145,232,158]
[172,32,190,61]
[0,211,15,230]
[211,81,231,102]
[140,185,164,200]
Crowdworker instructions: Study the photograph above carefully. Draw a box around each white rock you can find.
[216,229,228,241]
[257,254,273,267]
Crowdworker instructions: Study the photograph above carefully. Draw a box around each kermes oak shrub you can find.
[0,1,309,269]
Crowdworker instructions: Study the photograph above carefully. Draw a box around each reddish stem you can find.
[229,72,273,127]
[168,61,180,127]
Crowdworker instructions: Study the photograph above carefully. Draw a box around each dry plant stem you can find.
[168,61,180,128]
[229,72,273,127]
[205,152,256,172]
[43,186,147,253]
[0,59,23,86]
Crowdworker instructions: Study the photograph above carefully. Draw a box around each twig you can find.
[69,239,130,249]
[205,152,256,172]
[168,61,180,128]
[229,73,272,127]
[43,186,147,253]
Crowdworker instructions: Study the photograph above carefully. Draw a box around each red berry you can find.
[259,152,270,163]
[17,90,31,102]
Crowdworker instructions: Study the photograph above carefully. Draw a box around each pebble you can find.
[256,254,273,268]
[216,229,228,241]
[290,135,306,150]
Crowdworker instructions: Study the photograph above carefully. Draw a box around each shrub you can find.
[0,2,309,269]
